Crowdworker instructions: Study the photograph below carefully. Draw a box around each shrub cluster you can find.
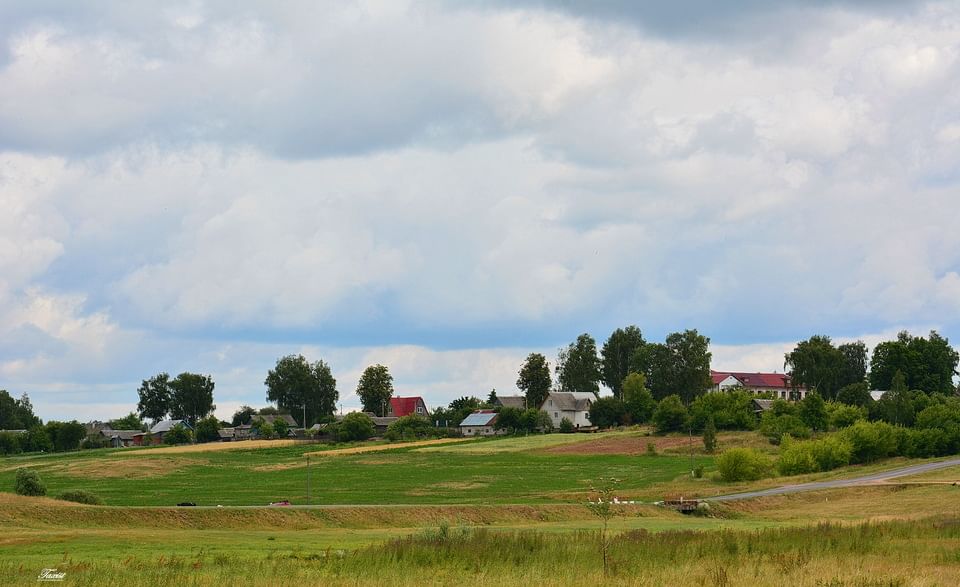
[57,490,103,505]
[716,448,771,482]
[777,435,853,475]
[14,468,46,496]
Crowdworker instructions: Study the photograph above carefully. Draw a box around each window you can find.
[416,406,424,414]
[554,412,558,418]
[548,400,553,407]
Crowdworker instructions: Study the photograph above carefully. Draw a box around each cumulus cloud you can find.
[0,1,958,420]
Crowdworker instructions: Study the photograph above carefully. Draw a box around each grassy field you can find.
[4,430,958,585]
[0,432,713,506]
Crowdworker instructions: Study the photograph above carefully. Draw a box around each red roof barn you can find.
[388,396,429,417]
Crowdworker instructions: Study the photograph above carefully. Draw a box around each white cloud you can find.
[0,2,959,421]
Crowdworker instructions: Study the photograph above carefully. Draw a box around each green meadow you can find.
[0,433,712,506]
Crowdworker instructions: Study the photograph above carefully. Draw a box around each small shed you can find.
[459,411,500,436]
[752,399,774,417]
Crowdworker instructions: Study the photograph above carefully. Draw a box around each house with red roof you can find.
[711,370,807,401]
[387,396,429,418]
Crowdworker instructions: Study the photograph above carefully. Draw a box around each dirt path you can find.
[304,437,474,457]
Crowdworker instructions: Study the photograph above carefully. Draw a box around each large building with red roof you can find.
[711,370,808,401]
[387,396,429,418]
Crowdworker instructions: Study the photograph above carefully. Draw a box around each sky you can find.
[1,0,958,423]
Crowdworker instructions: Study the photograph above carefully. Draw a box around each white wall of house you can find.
[461,425,499,436]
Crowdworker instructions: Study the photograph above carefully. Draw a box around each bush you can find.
[799,392,828,432]
[257,421,276,439]
[57,490,103,505]
[273,418,290,438]
[338,412,375,442]
[837,382,872,407]
[559,417,575,433]
[688,391,756,431]
[14,468,46,496]
[80,435,110,450]
[839,420,899,464]
[717,448,771,482]
[385,415,435,441]
[826,401,867,430]
[0,431,22,455]
[653,395,688,433]
[588,397,627,429]
[759,413,811,445]
[163,424,192,445]
[777,435,852,475]
[194,416,221,443]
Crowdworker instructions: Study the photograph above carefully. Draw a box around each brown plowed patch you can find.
[304,437,473,457]
[542,434,698,455]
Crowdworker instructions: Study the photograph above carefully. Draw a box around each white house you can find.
[540,392,594,430]
[459,411,500,436]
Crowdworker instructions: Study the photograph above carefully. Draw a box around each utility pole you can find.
[689,424,694,474]
[306,454,311,505]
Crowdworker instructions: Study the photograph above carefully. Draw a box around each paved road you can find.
[707,457,960,502]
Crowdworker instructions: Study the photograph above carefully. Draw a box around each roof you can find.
[459,411,498,427]
[149,419,191,434]
[100,429,143,440]
[870,390,887,401]
[711,370,798,390]
[541,392,594,412]
[335,413,398,427]
[389,397,427,417]
[218,428,235,438]
[255,414,298,427]
[495,395,526,409]
[752,399,774,412]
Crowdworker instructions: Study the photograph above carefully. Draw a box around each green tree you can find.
[231,405,257,427]
[265,355,339,427]
[487,389,498,405]
[517,353,552,410]
[869,331,959,394]
[163,424,192,445]
[169,372,216,425]
[494,407,523,433]
[622,373,656,424]
[837,382,872,407]
[109,412,145,431]
[799,391,828,432]
[47,421,85,452]
[356,364,395,416]
[586,477,620,576]
[338,412,375,441]
[0,391,41,430]
[559,417,575,433]
[14,468,46,496]
[716,448,771,482]
[703,417,717,453]
[600,326,645,399]
[194,416,221,443]
[635,330,712,402]
[556,333,601,396]
[447,396,483,427]
[273,418,290,438]
[785,335,844,400]
[23,426,52,452]
[878,370,915,426]
[838,341,868,388]
[652,395,688,433]
[588,397,627,429]
[256,420,275,440]
[136,373,171,423]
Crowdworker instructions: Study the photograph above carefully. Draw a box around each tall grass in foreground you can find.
[3,518,960,586]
